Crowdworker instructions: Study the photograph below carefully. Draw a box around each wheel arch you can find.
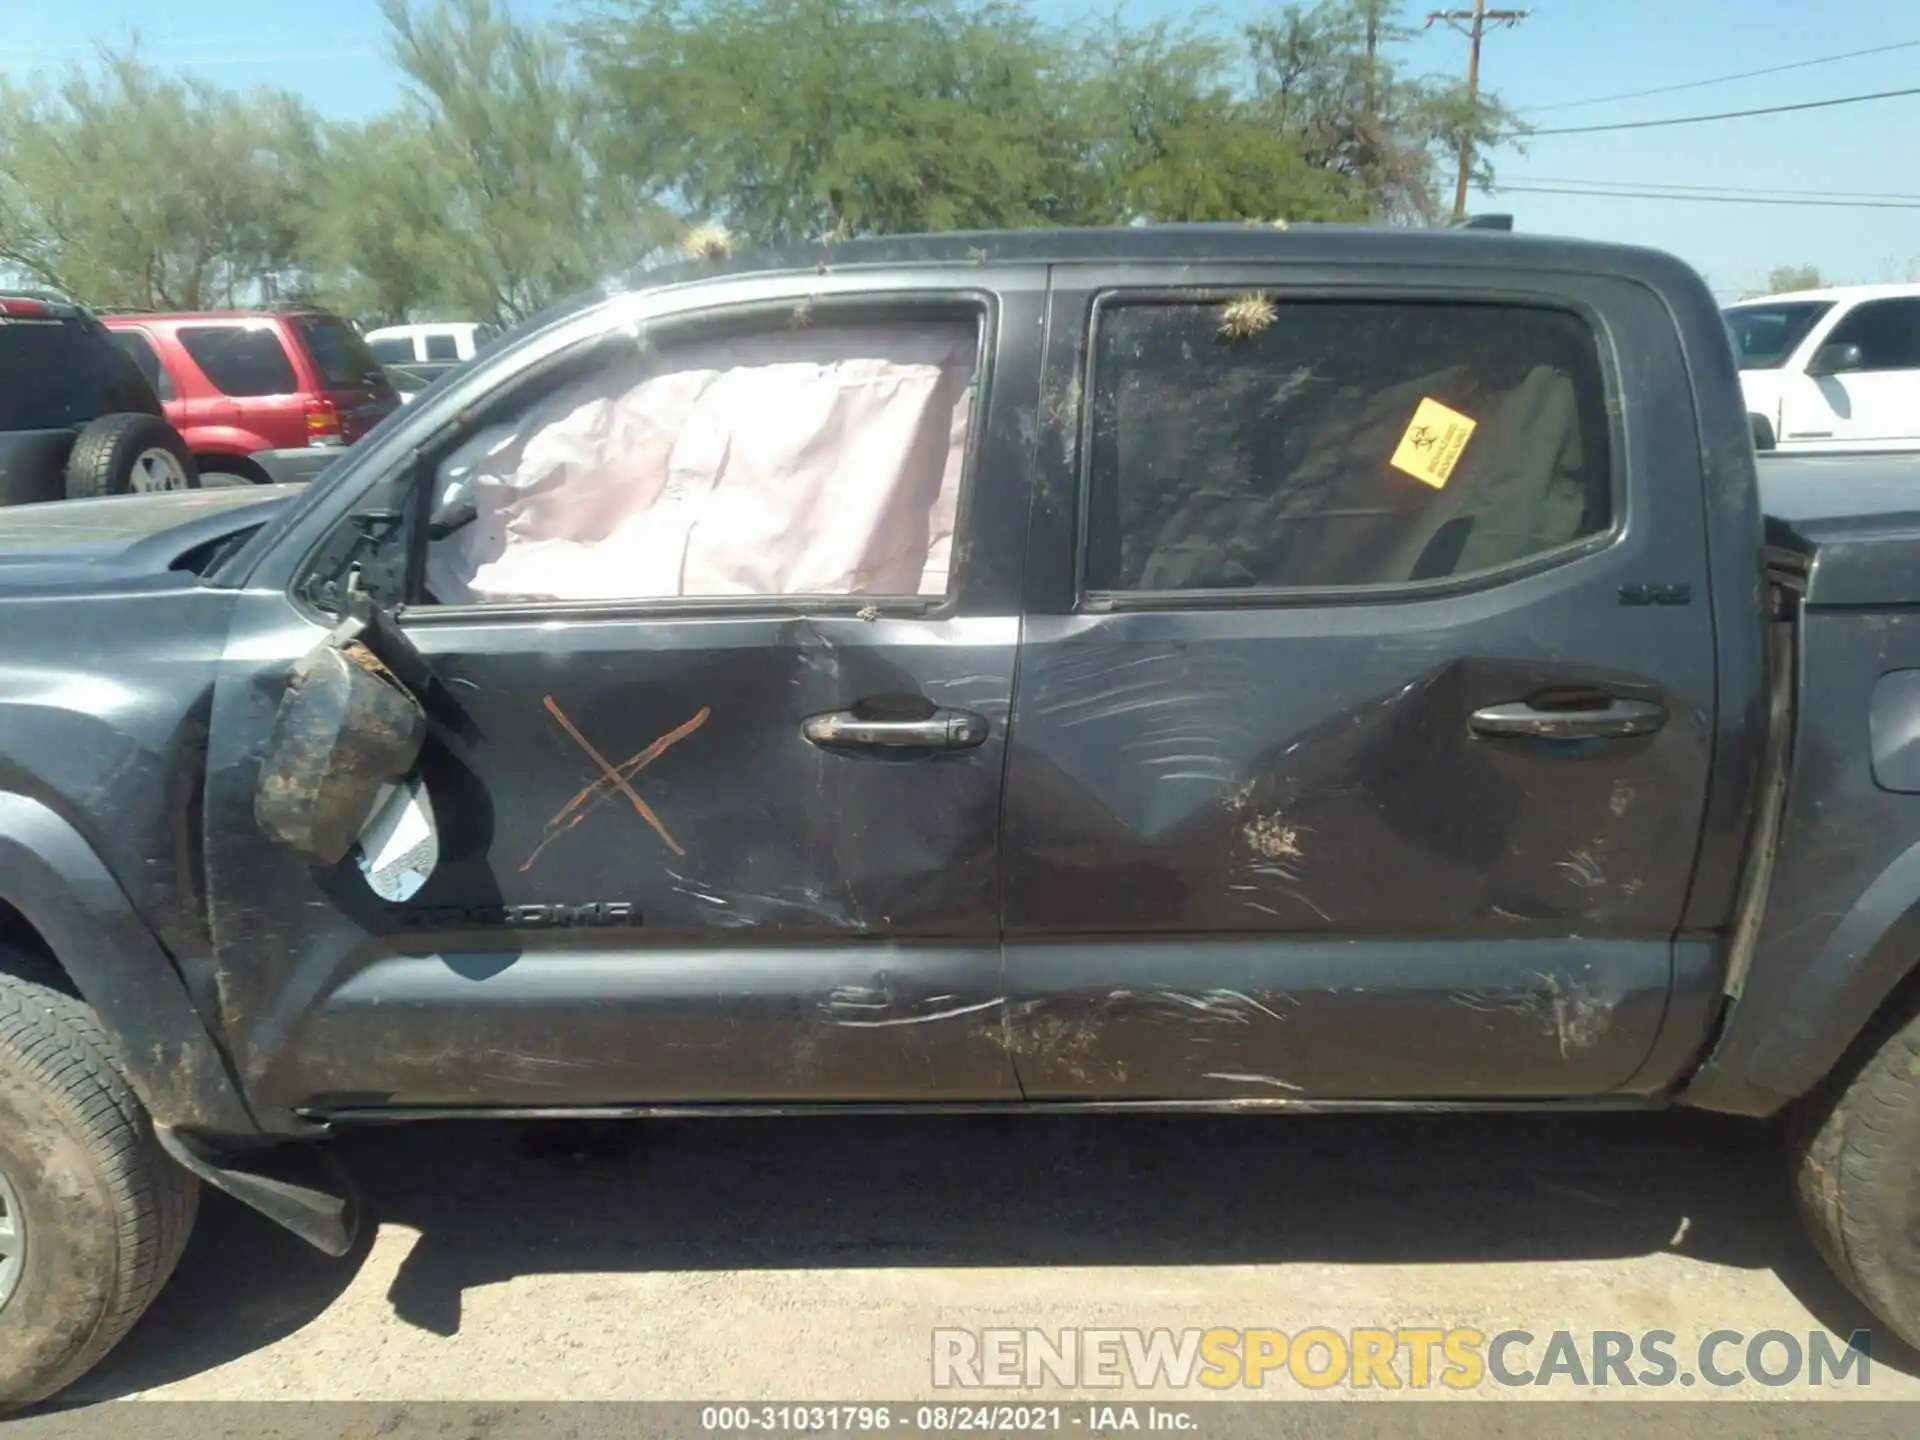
[0,791,265,1141]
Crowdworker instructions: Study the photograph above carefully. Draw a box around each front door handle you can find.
[1469,697,1668,741]
[802,708,990,753]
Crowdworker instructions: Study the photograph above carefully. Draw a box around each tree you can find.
[1068,13,1364,224]
[1244,0,1524,223]
[309,0,673,325]
[1767,264,1827,294]
[0,48,318,308]
[580,0,1106,246]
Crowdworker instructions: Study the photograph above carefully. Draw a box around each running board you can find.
[303,1095,1666,1124]
[156,1126,362,1256]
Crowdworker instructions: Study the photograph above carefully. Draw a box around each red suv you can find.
[102,308,401,485]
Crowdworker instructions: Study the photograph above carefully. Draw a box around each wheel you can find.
[1793,1001,1920,1350]
[62,415,199,500]
[1750,412,1778,452]
[0,966,199,1409]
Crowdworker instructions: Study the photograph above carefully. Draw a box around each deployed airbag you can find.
[424,321,977,604]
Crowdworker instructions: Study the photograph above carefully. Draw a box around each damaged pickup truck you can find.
[6,224,1920,1403]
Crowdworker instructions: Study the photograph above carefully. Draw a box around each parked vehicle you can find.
[365,320,498,400]
[0,290,198,504]
[102,307,402,484]
[13,225,1920,1406]
[1723,281,1920,451]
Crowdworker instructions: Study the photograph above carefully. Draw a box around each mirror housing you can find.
[255,631,428,866]
[1807,341,1864,377]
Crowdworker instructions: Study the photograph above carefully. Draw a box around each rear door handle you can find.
[1469,698,1668,741]
[802,708,990,753]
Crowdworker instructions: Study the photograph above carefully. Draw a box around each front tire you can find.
[63,415,199,499]
[1793,1001,1920,1350]
[0,969,198,1409]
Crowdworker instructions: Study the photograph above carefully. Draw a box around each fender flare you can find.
[1685,835,1920,1115]
[0,791,263,1139]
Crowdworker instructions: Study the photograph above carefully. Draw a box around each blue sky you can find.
[7,0,1917,299]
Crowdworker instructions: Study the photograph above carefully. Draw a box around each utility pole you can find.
[1427,0,1527,221]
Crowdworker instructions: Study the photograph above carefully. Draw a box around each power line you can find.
[1525,38,1920,113]
[1527,84,1920,135]
[1514,175,1920,202]
[1492,184,1920,209]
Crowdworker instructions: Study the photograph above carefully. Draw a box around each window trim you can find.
[298,289,998,629]
[1072,285,1629,613]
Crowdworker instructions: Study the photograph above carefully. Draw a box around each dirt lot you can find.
[43,1109,1920,1417]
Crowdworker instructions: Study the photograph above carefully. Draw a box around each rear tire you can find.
[63,415,198,499]
[1793,1001,1920,1350]
[0,966,199,1409]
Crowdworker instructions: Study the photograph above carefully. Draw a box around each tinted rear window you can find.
[1,314,159,428]
[178,325,300,397]
[296,316,385,388]
[1085,298,1613,593]
[369,336,414,364]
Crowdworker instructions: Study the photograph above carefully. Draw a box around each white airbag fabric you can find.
[425,322,976,604]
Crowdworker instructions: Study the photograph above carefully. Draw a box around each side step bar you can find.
[156,1126,363,1257]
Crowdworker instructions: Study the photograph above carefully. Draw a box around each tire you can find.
[1793,1001,1920,1350]
[1750,412,1778,453]
[0,967,199,1409]
[62,415,199,500]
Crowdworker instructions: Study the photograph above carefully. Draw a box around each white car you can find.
[1723,283,1920,452]
[363,321,498,368]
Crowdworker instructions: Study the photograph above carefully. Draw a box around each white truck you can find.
[1722,282,1920,452]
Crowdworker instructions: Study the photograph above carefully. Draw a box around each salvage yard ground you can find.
[44,1111,1920,1406]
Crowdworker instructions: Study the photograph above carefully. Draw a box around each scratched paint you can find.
[522,699,711,871]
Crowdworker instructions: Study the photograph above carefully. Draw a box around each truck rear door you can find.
[1002,263,1718,1101]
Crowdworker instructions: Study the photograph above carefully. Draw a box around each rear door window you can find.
[294,316,387,389]
[1,314,156,427]
[178,325,300,397]
[111,331,176,401]
[424,332,460,362]
[1083,297,1614,594]
[369,336,416,364]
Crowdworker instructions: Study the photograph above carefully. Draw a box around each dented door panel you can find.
[203,270,1045,1114]
[1001,265,1718,1101]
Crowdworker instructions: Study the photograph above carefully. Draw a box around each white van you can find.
[1722,283,1920,452]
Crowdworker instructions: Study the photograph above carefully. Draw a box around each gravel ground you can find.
[33,1108,1920,1427]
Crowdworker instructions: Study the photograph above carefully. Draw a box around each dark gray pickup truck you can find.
[2,224,1920,1405]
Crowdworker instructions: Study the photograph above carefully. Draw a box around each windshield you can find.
[1723,302,1834,370]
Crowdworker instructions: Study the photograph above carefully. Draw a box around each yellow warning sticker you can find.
[1389,397,1478,489]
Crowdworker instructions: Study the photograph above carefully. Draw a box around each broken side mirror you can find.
[254,597,440,900]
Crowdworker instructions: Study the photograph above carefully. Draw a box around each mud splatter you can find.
[1243,815,1305,861]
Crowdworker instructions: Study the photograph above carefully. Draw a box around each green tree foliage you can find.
[1245,0,1525,223]
[309,0,674,324]
[0,50,320,308]
[0,0,1520,319]
[1767,264,1827,294]
[582,0,1105,245]
[1069,14,1364,224]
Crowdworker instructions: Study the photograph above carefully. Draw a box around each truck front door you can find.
[203,273,1041,1119]
[1002,266,1719,1101]
[1777,296,1920,448]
